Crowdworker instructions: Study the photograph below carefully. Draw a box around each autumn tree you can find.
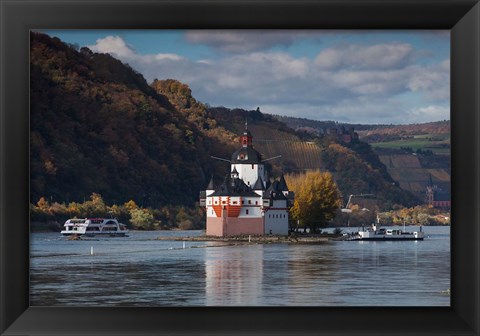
[129,208,155,230]
[78,193,108,217]
[285,170,342,233]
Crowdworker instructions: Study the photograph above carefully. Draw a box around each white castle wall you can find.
[264,199,288,235]
[232,163,265,188]
[264,210,288,235]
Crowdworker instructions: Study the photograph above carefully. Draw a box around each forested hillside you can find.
[31,32,231,207]
[31,31,419,213]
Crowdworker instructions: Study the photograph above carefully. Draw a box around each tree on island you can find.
[285,170,342,233]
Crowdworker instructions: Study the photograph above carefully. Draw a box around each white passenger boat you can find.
[61,218,129,237]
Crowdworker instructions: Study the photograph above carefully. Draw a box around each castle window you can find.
[252,164,254,169]
[248,200,252,204]
[246,209,249,215]
[255,201,258,205]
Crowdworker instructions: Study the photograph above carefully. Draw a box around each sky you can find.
[42,30,450,125]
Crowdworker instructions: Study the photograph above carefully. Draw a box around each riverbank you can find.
[156,234,340,244]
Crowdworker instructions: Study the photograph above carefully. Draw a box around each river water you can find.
[30,226,450,306]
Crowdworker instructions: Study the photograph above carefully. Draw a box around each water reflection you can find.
[284,244,339,305]
[205,245,263,305]
[204,243,342,306]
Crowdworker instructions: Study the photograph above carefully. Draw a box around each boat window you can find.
[106,220,116,225]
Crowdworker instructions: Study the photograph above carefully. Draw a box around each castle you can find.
[199,125,294,236]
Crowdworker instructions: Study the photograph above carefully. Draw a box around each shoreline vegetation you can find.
[31,192,450,233]
[156,234,333,244]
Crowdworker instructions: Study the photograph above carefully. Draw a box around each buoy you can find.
[249,235,251,243]
[90,246,94,255]
[183,241,186,249]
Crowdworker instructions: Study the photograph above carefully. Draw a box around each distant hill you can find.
[208,107,419,208]
[274,114,449,137]
[354,121,450,201]
[272,115,381,135]
[30,31,420,210]
[274,114,450,203]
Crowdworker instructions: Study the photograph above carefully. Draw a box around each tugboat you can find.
[347,216,424,241]
[61,218,129,237]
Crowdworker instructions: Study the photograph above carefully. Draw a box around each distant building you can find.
[199,125,294,236]
[425,174,451,209]
[326,125,359,143]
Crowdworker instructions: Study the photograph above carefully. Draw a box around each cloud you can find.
[327,69,410,95]
[88,36,186,64]
[314,43,413,70]
[407,61,450,100]
[86,35,450,124]
[184,30,307,53]
[87,36,136,58]
[409,105,450,120]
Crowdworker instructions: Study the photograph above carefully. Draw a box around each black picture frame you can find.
[1,0,479,335]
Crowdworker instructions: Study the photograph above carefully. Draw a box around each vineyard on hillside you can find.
[243,123,323,172]
[379,155,450,199]
[254,140,323,172]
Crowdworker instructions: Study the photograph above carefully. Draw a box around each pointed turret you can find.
[253,176,265,190]
[278,174,289,191]
[428,173,434,187]
[231,166,239,179]
[240,119,253,148]
[207,176,215,190]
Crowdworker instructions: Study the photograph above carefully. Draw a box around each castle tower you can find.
[230,123,266,188]
[201,123,293,237]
